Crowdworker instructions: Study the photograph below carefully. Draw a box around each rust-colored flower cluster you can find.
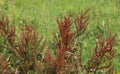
[56,15,73,68]
[0,16,16,46]
[0,16,45,74]
[15,25,44,73]
[86,34,116,74]
[44,9,90,74]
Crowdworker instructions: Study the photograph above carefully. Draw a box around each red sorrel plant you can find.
[14,25,45,73]
[44,8,90,74]
[0,8,117,74]
[44,9,117,74]
[0,16,45,74]
[86,34,116,74]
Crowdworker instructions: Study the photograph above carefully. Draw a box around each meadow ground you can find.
[0,0,120,73]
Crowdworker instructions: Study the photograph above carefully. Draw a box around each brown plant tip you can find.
[74,8,90,37]
[0,16,16,46]
[0,16,9,37]
[57,15,73,46]
[95,34,116,58]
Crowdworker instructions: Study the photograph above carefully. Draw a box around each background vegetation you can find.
[0,0,120,73]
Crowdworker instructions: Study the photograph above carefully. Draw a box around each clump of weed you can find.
[0,16,45,74]
[0,8,117,74]
[44,8,116,74]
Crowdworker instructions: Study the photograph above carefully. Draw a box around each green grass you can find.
[0,0,120,73]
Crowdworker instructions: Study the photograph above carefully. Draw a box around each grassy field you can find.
[0,0,120,73]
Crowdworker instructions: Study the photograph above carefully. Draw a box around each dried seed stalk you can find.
[86,34,116,74]
[44,9,90,74]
